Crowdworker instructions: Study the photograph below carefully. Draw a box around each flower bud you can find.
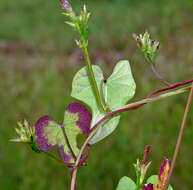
[133,31,159,62]
[140,162,151,185]
[134,159,141,174]
[140,145,151,185]
[11,120,35,143]
[143,184,154,190]
[11,120,40,152]
[60,0,71,9]
[157,158,171,190]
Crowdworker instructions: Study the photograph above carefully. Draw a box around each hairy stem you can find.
[70,82,192,190]
[82,44,106,114]
[163,82,193,190]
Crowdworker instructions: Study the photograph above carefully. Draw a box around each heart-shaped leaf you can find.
[116,176,136,190]
[71,60,136,144]
[103,60,136,110]
[35,102,92,164]
[71,65,104,114]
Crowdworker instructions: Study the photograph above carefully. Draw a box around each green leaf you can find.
[89,114,120,144]
[147,175,158,185]
[71,65,103,114]
[71,60,136,144]
[35,102,91,164]
[116,176,136,190]
[103,60,136,110]
[147,175,173,190]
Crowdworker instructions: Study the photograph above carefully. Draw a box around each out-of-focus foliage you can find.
[0,0,193,189]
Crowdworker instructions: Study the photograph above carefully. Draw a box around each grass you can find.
[0,0,193,189]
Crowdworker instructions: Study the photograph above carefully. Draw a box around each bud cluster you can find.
[133,31,159,62]
[60,0,90,48]
[11,120,40,152]
[11,120,35,143]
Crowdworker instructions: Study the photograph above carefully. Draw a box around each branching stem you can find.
[163,82,193,190]
[70,79,193,190]
[148,79,193,97]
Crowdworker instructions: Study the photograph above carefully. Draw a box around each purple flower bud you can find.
[60,0,70,9]
[143,184,154,190]
[157,158,171,189]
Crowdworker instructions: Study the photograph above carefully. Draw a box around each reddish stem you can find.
[164,82,193,190]
[61,125,77,161]
[71,78,193,190]
[90,78,193,133]
[151,63,171,87]
[148,79,193,98]
[142,145,151,165]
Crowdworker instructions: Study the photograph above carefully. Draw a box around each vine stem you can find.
[151,63,171,87]
[163,82,193,190]
[70,80,193,190]
[146,56,171,87]
[70,129,96,190]
[82,44,106,114]
[147,79,193,98]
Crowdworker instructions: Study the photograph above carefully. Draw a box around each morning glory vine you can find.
[11,1,193,190]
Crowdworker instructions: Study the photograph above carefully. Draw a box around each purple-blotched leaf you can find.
[35,102,91,164]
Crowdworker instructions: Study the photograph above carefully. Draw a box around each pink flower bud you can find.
[60,0,70,9]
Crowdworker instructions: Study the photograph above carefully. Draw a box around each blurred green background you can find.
[0,0,193,189]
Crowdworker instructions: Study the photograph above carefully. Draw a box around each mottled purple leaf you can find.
[35,102,91,164]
